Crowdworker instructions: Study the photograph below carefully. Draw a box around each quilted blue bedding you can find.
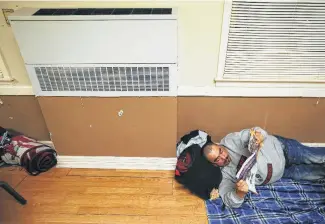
[206,178,325,224]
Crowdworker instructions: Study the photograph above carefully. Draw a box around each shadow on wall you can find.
[0,96,50,140]
[177,97,325,143]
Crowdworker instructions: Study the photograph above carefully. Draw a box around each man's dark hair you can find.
[202,142,216,159]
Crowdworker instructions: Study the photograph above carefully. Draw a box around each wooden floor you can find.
[0,167,208,224]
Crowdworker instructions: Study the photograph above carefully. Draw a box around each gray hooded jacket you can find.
[219,127,285,208]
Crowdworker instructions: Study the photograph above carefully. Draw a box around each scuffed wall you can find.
[0,96,50,140]
[1,96,325,157]
[178,97,325,143]
[38,96,177,157]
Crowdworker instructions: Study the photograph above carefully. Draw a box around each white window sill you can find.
[0,77,14,82]
[177,82,325,97]
[0,84,34,95]
[2,83,325,97]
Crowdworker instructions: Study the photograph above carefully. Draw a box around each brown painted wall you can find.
[178,97,325,143]
[38,97,177,157]
[1,96,325,157]
[0,96,50,140]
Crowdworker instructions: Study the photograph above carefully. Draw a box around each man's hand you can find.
[249,129,264,155]
[254,131,264,149]
[209,188,219,201]
[236,180,248,199]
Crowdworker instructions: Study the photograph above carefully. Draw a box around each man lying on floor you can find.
[202,127,325,209]
[175,128,325,209]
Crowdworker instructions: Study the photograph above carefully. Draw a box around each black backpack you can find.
[175,130,222,200]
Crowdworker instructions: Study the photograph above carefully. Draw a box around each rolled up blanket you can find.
[0,127,57,176]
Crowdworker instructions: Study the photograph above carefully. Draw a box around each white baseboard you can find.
[56,156,177,170]
[40,141,325,170]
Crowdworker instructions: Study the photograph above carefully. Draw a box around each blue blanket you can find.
[206,178,325,224]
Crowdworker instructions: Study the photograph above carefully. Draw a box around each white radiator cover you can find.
[9,8,178,96]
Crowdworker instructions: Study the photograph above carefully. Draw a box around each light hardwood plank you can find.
[39,168,71,177]
[68,168,174,178]
[84,186,172,195]
[17,176,173,192]
[78,203,205,216]
[32,214,207,224]
[0,168,207,224]
[0,166,27,188]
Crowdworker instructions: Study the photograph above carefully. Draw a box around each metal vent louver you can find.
[33,8,172,16]
[219,0,325,81]
[34,66,170,92]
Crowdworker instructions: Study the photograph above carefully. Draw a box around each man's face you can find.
[206,144,231,167]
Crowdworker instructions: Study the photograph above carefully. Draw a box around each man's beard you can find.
[224,156,231,166]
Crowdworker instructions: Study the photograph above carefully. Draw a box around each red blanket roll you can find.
[0,127,57,176]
